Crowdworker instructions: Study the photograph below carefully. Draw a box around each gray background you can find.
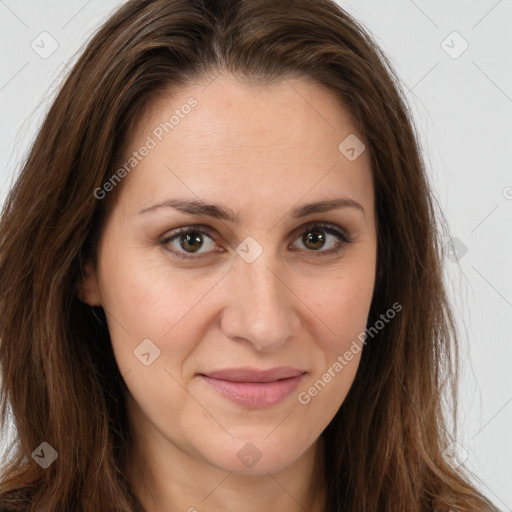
[0,0,511,509]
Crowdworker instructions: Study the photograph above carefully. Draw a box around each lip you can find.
[198,366,307,408]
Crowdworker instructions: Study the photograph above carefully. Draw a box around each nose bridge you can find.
[220,242,299,351]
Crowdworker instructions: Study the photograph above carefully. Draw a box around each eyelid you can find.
[159,221,353,260]
[160,224,219,245]
[159,224,220,260]
[290,221,352,243]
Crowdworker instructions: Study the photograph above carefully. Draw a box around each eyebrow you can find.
[136,196,365,222]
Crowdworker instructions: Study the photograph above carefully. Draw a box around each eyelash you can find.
[159,222,353,261]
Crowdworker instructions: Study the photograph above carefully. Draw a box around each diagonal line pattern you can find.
[157,266,235,342]
[200,471,234,503]
[479,477,511,511]
[471,265,512,308]
[472,61,512,105]
[471,396,512,440]
[0,0,29,28]
[405,62,439,95]
[265,410,294,438]
[470,204,499,233]
[0,62,29,92]
[94,302,132,336]
[201,69,223,92]
[265,471,309,511]
[266,163,338,234]
[163,368,234,438]
[61,0,92,29]
[407,0,439,29]
[471,0,503,30]
[163,163,238,245]
[396,375,424,420]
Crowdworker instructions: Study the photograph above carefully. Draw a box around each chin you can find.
[201,434,313,475]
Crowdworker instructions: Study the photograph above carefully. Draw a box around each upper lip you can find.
[199,366,306,383]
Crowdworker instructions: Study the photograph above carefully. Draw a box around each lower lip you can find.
[199,374,305,408]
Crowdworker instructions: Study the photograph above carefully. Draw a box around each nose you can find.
[219,249,301,352]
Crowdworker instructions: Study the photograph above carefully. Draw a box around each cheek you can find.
[96,245,223,374]
[297,265,375,348]
[293,272,371,419]
[301,277,369,383]
[99,241,218,327]
[96,255,216,425]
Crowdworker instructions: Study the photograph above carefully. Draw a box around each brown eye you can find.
[302,228,327,251]
[179,231,206,253]
[291,223,352,255]
[160,222,352,261]
[161,227,219,259]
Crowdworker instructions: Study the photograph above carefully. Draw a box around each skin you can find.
[79,72,377,512]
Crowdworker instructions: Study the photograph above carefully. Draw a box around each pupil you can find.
[182,232,203,252]
[304,229,325,250]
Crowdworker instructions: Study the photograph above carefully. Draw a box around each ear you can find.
[76,260,103,306]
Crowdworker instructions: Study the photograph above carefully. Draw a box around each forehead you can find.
[115,73,374,220]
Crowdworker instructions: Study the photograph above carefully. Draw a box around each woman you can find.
[0,0,497,511]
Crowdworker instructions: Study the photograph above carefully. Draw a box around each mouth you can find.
[197,366,307,408]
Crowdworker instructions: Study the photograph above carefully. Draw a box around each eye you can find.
[160,225,219,260]
[290,222,352,256]
[159,222,353,260]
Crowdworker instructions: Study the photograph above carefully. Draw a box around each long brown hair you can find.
[0,0,496,511]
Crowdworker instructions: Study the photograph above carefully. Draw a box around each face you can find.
[80,73,377,477]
